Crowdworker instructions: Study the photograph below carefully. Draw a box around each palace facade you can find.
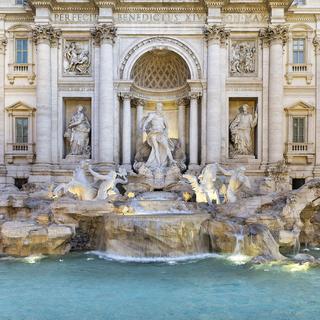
[0,0,319,190]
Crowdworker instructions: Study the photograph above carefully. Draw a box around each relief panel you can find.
[229,40,257,77]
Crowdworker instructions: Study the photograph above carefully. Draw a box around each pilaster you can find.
[91,23,117,164]
[259,25,288,164]
[0,37,7,177]
[204,24,230,164]
[32,24,61,166]
[313,36,320,168]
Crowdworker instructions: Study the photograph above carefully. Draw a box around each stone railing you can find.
[285,142,314,164]
[5,143,35,164]
[7,63,36,85]
[286,142,314,153]
[285,63,312,84]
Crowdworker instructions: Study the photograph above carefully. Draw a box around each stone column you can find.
[32,25,61,164]
[91,24,116,164]
[135,99,145,152]
[204,25,230,163]
[0,37,7,167]
[259,25,288,163]
[121,93,132,165]
[177,98,186,154]
[313,36,320,166]
[189,93,200,165]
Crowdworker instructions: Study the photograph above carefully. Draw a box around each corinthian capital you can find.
[91,24,117,46]
[259,25,289,46]
[32,24,62,46]
[313,35,320,55]
[203,24,230,45]
[0,37,7,54]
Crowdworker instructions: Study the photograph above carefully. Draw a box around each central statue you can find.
[133,101,186,189]
[142,102,176,169]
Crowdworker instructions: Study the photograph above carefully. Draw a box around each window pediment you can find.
[284,101,314,114]
[6,101,36,114]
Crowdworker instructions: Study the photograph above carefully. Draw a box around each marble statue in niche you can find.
[142,102,176,169]
[133,102,186,189]
[64,41,91,75]
[230,41,256,76]
[229,104,257,158]
[64,105,91,158]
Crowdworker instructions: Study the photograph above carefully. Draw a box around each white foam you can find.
[88,251,222,264]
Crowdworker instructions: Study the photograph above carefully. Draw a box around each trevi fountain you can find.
[1,0,320,320]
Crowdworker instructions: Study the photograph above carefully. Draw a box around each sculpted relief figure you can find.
[229,104,258,157]
[230,42,256,75]
[64,105,91,158]
[64,41,90,75]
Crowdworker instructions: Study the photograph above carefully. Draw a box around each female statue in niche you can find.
[64,105,91,157]
[141,102,176,169]
[229,104,258,156]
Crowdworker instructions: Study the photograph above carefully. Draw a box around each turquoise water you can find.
[0,252,320,320]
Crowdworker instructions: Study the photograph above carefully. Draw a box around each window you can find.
[293,38,305,64]
[15,39,28,64]
[292,117,305,143]
[293,0,305,5]
[15,0,26,4]
[15,118,28,143]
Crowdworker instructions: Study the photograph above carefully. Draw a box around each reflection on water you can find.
[0,252,320,320]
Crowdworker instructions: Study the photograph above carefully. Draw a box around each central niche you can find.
[131,49,190,90]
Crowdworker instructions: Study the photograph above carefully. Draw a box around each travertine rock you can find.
[0,221,73,256]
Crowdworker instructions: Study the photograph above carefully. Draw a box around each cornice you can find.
[268,0,294,9]
[28,0,53,9]
[4,14,34,22]
[286,14,316,23]
[93,0,117,8]
[204,0,225,7]
[222,4,268,13]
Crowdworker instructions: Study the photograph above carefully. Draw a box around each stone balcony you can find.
[285,63,313,84]
[285,142,315,164]
[7,63,36,85]
[5,143,35,164]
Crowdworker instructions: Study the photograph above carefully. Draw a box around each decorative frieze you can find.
[230,41,257,76]
[32,24,61,46]
[258,25,289,46]
[90,24,116,46]
[203,24,230,44]
[64,40,91,76]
